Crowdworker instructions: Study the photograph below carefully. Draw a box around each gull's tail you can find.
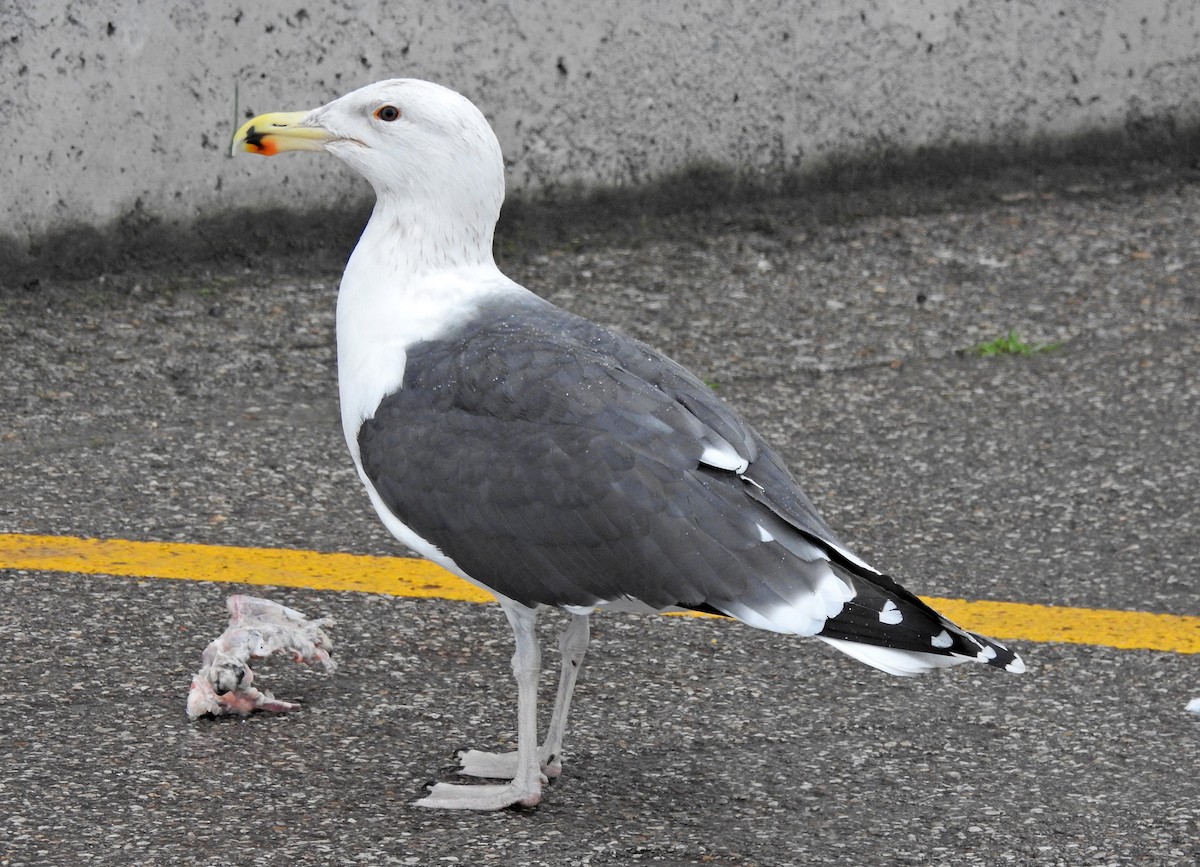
[814,565,1025,676]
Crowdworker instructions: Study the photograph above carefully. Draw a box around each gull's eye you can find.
[374,105,401,122]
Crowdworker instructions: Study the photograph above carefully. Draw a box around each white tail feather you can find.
[818,636,968,676]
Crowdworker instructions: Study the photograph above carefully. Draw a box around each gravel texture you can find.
[1,164,1198,865]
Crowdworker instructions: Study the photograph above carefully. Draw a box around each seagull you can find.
[232,79,1024,811]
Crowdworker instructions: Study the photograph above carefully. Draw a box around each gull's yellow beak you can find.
[231,110,333,156]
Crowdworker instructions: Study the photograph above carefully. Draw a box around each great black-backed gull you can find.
[232,79,1024,811]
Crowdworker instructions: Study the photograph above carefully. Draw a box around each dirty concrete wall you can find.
[2,0,1198,242]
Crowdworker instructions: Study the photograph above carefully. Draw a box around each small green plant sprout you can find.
[973,329,1061,357]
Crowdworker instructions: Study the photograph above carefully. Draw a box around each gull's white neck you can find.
[352,192,498,277]
[335,195,523,460]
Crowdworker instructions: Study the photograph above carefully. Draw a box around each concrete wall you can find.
[2,0,1199,242]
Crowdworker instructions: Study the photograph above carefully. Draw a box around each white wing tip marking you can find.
[879,599,903,625]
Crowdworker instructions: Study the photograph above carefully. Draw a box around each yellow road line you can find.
[1,533,1197,654]
[0,532,494,603]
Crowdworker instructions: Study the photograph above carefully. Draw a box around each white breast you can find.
[335,257,525,463]
[333,247,528,604]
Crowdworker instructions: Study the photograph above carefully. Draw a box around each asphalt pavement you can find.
[1,164,1198,865]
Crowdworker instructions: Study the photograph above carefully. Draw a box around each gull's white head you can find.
[233,79,505,268]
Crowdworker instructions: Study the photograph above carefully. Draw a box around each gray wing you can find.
[358,298,837,612]
[357,297,1022,670]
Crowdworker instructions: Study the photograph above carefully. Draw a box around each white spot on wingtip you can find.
[931,629,953,649]
[879,599,902,625]
[755,523,774,542]
[976,644,998,662]
[1006,656,1027,674]
[1185,697,1200,714]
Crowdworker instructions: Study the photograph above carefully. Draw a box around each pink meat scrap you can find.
[187,594,336,719]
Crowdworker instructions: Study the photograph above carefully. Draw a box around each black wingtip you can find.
[966,632,1026,673]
